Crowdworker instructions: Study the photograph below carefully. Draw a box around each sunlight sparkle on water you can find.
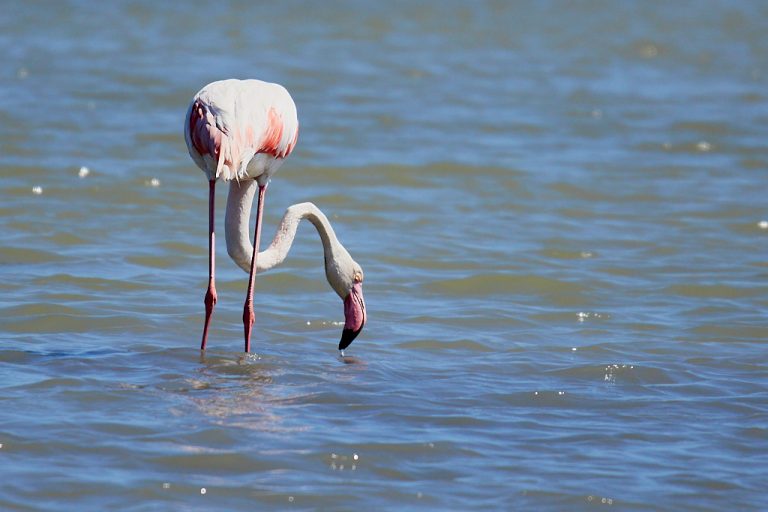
[306,320,344,326]
[577,312,605,322]
[328,452,359,471]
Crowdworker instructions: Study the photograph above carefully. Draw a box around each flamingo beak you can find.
[340,281,366,351]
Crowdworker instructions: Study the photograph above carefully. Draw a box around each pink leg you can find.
[201,180,217,350]
[243,183,267,353]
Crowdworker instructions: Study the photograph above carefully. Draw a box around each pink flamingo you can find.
[184,79,366,354]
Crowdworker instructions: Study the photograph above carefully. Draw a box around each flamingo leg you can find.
[201,179,217,350]
[243,182,267,353]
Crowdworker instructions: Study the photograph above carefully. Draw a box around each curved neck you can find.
[224,180,342,275]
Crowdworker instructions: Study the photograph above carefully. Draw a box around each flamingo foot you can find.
[201,284,217,350]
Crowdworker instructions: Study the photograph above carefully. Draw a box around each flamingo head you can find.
[340,272,366,351]
[324,250,366,352]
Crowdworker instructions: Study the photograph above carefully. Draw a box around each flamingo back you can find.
[184,79,299,183]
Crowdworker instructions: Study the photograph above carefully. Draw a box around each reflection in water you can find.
[184,350,367,433]
[339,354,366,365]
[188,352,290,432]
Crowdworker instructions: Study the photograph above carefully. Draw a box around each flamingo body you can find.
[185,79,299,184]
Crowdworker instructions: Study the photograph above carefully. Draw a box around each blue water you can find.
[1,1,767,510]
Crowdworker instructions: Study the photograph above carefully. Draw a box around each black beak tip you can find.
[339,328,361,351]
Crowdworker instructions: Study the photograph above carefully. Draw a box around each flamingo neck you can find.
[224,180,343,278]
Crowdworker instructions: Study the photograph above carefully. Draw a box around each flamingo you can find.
[184,78,366,354]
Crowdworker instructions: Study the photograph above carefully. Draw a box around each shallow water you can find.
[2,1,768,510]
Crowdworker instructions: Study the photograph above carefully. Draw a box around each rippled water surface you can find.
[2,1,768,510]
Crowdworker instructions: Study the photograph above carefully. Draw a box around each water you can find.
[1,1,767,510]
